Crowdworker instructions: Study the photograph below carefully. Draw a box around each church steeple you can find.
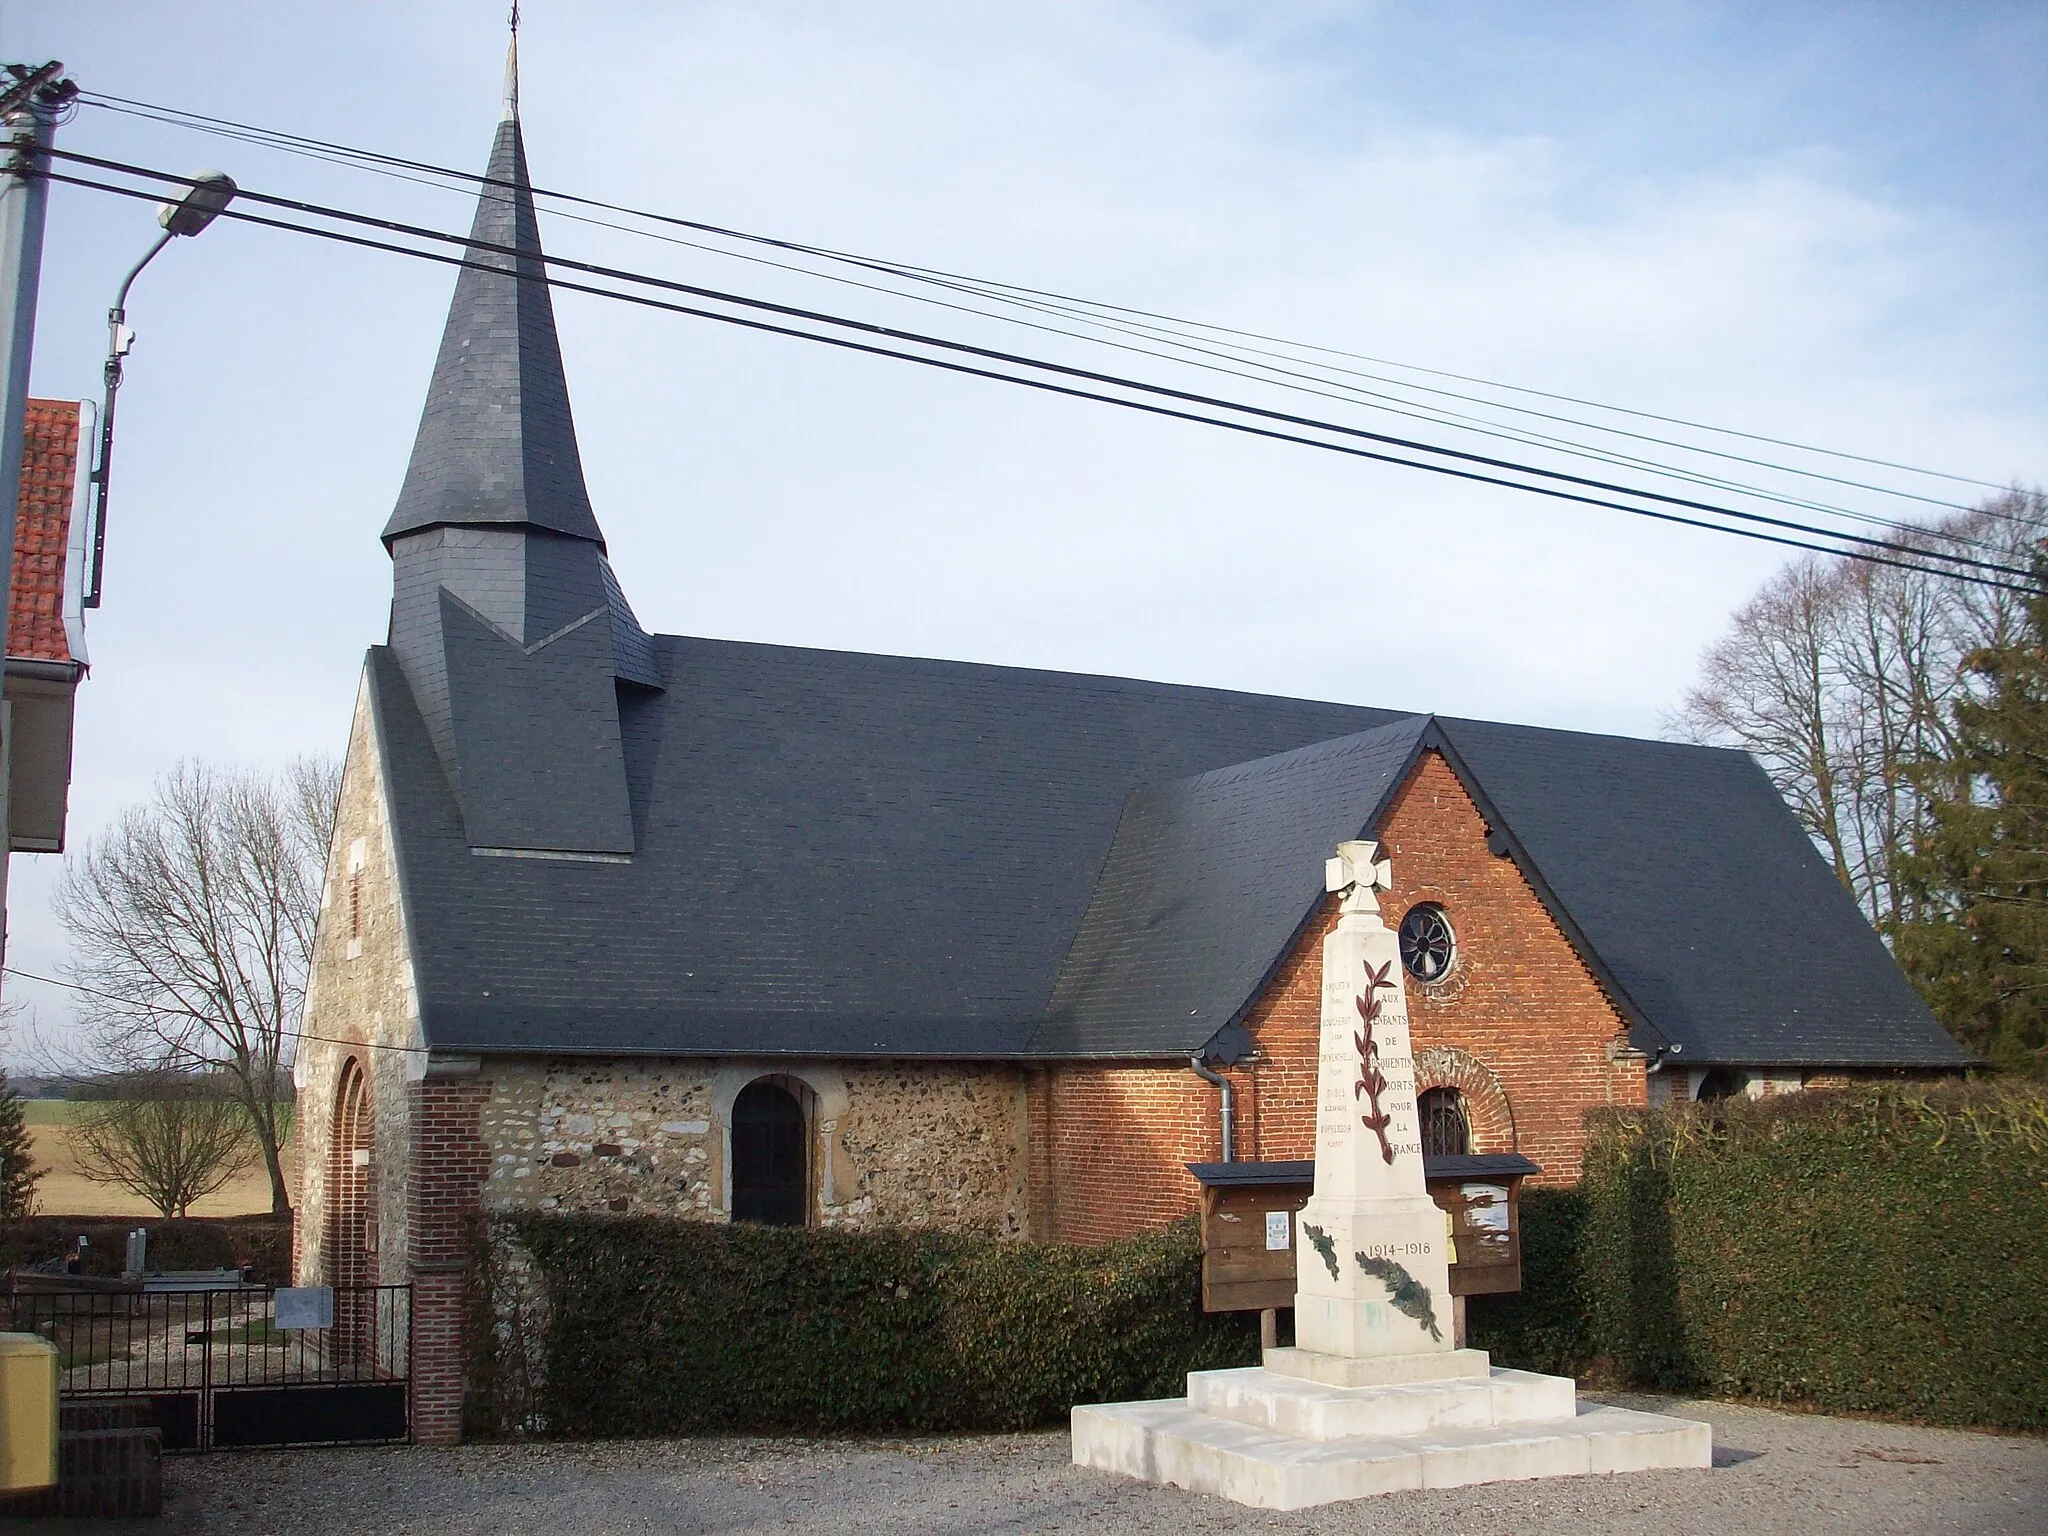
[381,31,600,547]
[381,43,656,858]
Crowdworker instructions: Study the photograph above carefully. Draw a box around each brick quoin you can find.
[407,1072,490,1446]
[1034,749,1645,1244]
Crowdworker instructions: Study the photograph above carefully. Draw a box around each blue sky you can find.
[2,1,2042,1061]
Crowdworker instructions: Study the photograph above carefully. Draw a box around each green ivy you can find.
[471,1215,1256,1438]
[1473,1082,2048,1431]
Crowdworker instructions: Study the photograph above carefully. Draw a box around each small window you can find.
[731,1080,808,1226]
[1694,1067,1748,1103]
[1419,1087,1471,1158]
[1398,904,1456,982]
[349,871,363,941]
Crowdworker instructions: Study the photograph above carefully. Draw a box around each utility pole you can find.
[0,61,77,973]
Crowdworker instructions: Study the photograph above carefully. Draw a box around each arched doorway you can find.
[730,1079,808,1226]
[326,1058,375,1287]
[1419,1087,1472,1158]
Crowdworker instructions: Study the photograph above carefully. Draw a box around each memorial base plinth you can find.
[1263,1345,1489,1388]
[1071,1351,1710,1511]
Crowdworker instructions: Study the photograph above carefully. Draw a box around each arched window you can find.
[1419,1087,1471,1158]
[730,1080,808,1226]
[1694,1067,1748,1103]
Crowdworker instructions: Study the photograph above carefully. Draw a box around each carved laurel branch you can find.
[1300,1222,1340,1282]
[1353,959,1400,1165]
[1354,1252,1443,1343]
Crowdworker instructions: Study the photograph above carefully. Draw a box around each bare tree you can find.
[55,757,341,1215]
[1670,491,2047,930]
[71,1071,255,1219]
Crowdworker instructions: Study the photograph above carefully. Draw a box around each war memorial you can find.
[1072,841,1713,1509]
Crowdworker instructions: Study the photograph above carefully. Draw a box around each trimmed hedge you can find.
[1463,1186,1593,1378]
[0,1215,292,1284]
[1472,1082,2048,1431]
[473,1215,1256,1438]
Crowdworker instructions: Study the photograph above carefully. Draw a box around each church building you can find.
[292,83,1970,1442]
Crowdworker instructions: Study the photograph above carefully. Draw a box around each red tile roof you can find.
[10,397,80,665]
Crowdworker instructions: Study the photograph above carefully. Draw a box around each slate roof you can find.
[1034,718,1430,1057]
[371,635,1966,1067]
[372,641,1400,1058]
[1434,719,1972,1066]
[380,106,602,547]
[1020,711,1967,1066]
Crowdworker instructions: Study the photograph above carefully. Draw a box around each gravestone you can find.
[1072,841,1712,1509]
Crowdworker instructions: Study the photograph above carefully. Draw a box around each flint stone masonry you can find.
[477,1058,1031,1234]
[295,677,423,1289]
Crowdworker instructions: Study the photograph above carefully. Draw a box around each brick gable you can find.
[1237,751,1641,1185]
[1038,749,1646,1242]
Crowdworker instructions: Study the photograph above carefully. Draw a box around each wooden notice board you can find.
[1431,1174,1522,1296]
[1187,1154,1541,1313]
[1197,1177,1313,1314]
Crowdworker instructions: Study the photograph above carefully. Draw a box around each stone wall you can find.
[294,673,424,1287]
[475,1056,1032,1236]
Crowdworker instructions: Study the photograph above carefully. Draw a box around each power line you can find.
[2,966,425,1056]
[73,91,1996,534]
[75,94,2046,565]
[75,88,2018,506]
[50,152,2042,586]
[41,160,2040,593]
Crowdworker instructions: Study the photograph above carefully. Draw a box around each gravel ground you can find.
[35,1396,2046,1535]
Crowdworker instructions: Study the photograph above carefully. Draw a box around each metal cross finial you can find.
[502,2,521,121]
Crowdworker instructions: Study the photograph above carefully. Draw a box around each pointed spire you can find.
[381,41,603,548]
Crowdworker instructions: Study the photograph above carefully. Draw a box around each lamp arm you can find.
[85,229,174,608]
[109,230,172,322]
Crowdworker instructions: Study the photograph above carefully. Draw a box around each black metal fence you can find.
[4,1283,411,1450]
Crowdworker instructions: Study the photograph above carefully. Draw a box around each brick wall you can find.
[1234,752,1644,1184]
[407,1071,490,1446]
[1039,1064,1233,1245]
[1036,749,1647,1243]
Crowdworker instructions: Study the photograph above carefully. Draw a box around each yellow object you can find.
[0,1332,59,1492]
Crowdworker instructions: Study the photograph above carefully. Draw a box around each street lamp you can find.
[84,169,235,608]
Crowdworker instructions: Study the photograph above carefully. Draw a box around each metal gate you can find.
[5,1284,411,1451]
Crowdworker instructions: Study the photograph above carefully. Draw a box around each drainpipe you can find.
[1643,1043,1682,1105]
[1189,1056,1234,1164]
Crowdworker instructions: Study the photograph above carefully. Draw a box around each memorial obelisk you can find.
[1276,840,1483,1380]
